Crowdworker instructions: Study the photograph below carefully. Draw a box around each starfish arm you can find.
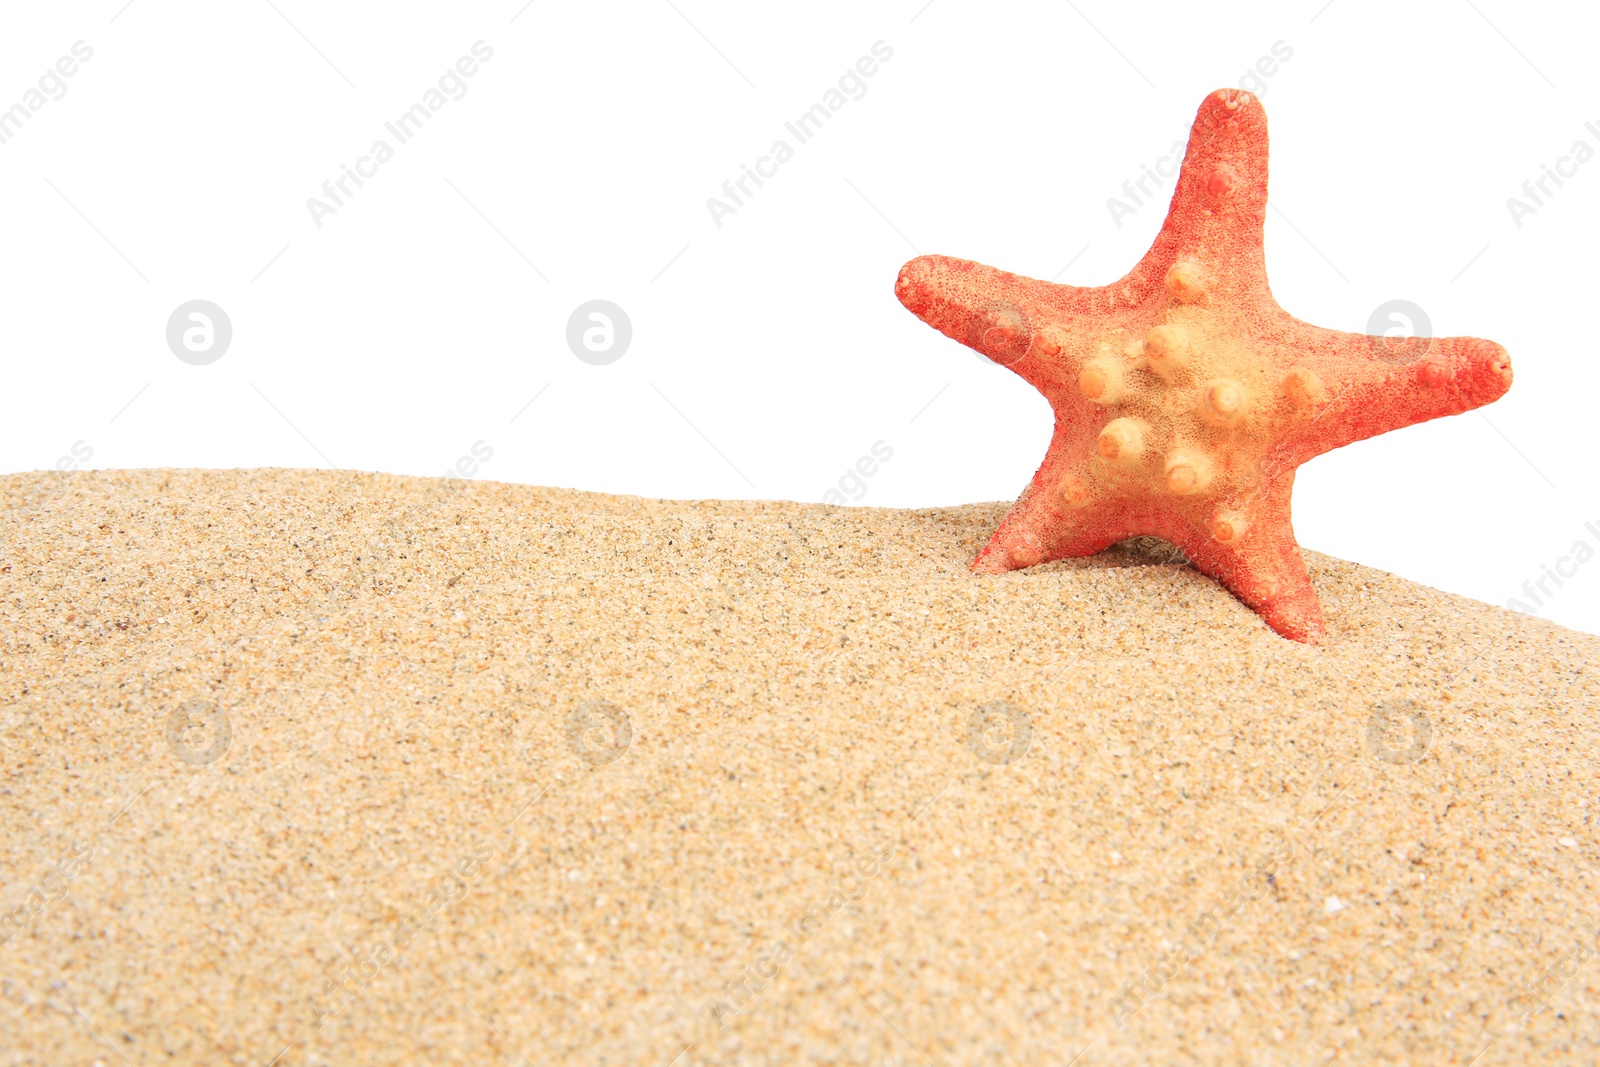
[894,255,1105,396]
[893,90,1278,393]
[1275,329,1513,466]
[1174,476,1325,643]
[1131,88,1273,311]
[972,440,1124,573]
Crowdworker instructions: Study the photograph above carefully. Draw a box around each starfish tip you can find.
[894,254,937,316]
[895,254,1037,367]
[1414,337,1514,407]
[970,546,1013,575]
[1202,86,1265,122]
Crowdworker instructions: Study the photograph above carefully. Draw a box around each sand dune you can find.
[2,468,1597,1065]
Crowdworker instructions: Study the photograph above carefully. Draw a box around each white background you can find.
[1,0,1596,635]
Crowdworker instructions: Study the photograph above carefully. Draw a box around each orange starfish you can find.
[895,88,1512,643]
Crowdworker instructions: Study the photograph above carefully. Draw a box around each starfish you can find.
[894,88,1512,644]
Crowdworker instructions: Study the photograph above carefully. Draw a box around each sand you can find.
[2,467,1598,1066]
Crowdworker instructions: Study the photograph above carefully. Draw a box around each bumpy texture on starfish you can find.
[895,88,1512,644]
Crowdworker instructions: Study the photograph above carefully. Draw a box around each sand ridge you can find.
[2,468,1598,1065]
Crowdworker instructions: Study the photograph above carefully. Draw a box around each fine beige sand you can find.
[3,468,1599,1066]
